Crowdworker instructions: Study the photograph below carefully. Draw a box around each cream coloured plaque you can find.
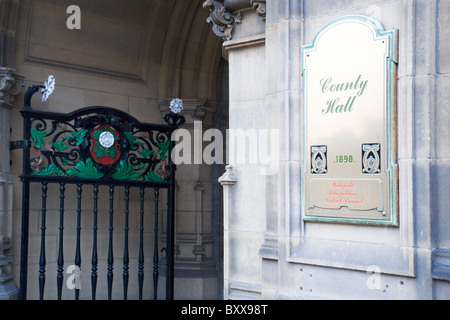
[302,16,398,225]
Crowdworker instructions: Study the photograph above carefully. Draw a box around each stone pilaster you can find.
[204,0,267,300]
[0,67,24,299]
[218,165,237,300]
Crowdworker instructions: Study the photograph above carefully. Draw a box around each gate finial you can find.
[23,75,56,110]
[41,75,55,102]
[164,98,186,127]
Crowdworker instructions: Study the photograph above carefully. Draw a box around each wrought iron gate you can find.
[14,81,185,300]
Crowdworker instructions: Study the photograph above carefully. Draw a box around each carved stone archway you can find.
[4,0,228,300]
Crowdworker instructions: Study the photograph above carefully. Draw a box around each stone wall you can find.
[217,0,450,300]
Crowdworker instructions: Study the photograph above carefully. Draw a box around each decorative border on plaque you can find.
[362,143,381,174]
[311,145,327,174]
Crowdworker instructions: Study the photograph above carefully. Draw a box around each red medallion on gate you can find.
[90,124,120,165]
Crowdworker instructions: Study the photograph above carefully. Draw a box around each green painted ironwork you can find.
[30,128,47,150]
[112,160,142,180]
[144,170,165,183]
[19,80,184,302]
[157,140,171,160]
[138,149,154,159]
[72,129,89,146]
[66,158,105,179]
[33,164,63,176]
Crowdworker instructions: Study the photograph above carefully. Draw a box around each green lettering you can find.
[322,98,339,114]
[335,99,344,112]
[353,74,361,91]
[357,80,368,96]
[320,78,332,93]
[345,95,356,112]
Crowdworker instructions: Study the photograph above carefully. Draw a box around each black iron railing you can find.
[16,83,184,300]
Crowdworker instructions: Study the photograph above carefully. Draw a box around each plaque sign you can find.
[302,16,398,225]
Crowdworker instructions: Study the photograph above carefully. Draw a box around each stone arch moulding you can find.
[158,0,223,120]
[22,0,156,82]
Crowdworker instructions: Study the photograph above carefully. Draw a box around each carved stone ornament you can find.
[250,0,266,22]
[0,67,25,105]
[203,0,266,40]
[203,0,242,41]
[218,165,237,186]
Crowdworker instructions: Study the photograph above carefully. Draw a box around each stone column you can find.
[218,165,236,300]
[0,67,24,299]
[204,0,267,299]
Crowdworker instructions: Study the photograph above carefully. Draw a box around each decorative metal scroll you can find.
[17,77,185,300]
[22,85,185,184]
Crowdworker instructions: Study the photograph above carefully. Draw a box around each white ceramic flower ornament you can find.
[169,98,183,114]
[41,75,55,102]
